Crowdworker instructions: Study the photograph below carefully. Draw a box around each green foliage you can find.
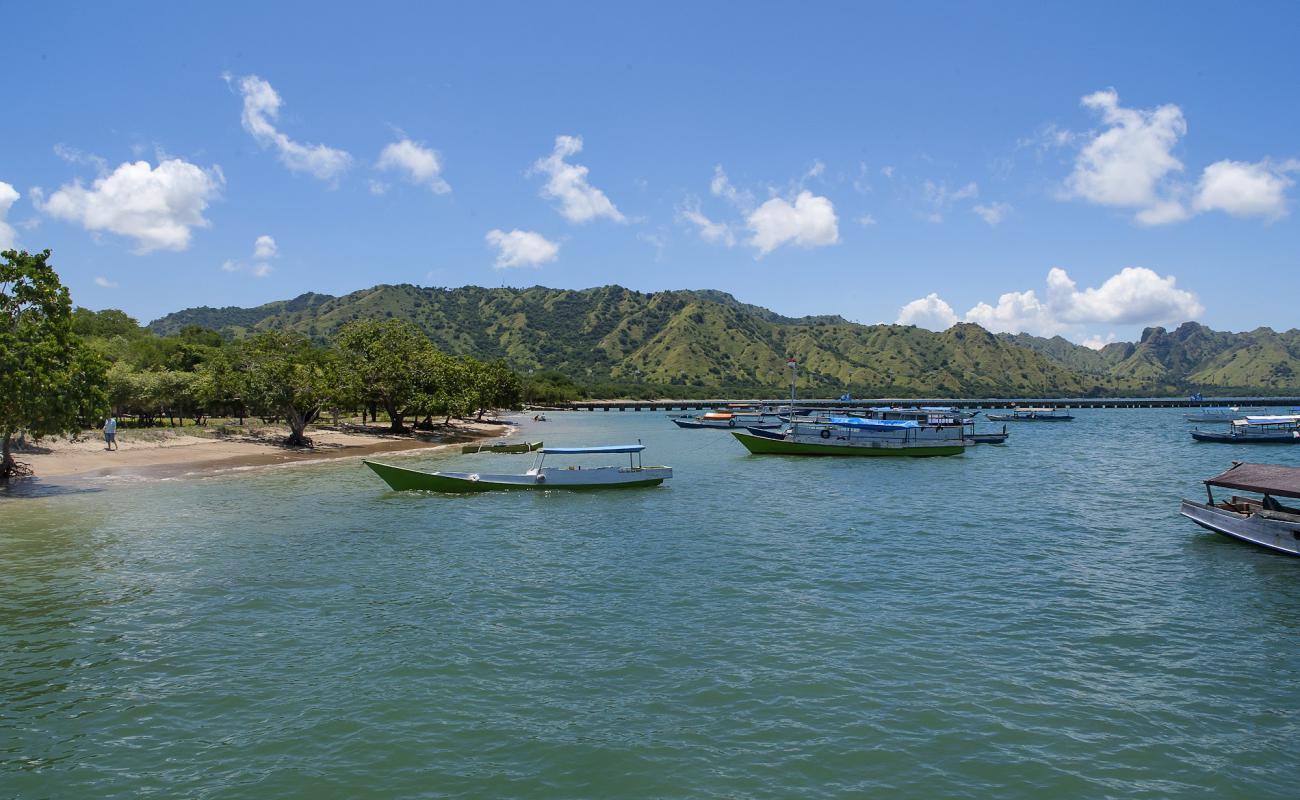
[151,283,1300,396]
[236,331,339,446]
[1,249,111,478]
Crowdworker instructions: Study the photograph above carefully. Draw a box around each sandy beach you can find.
[10,419,512,483]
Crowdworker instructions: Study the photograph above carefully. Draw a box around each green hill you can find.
[148,284,1299,397]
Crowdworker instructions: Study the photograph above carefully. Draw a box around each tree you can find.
[465,358,523,420]
[334,319,438,432]
[1,250,110,479]
[236,331,337,446]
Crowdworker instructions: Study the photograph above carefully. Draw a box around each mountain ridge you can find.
[149,284,1300,396]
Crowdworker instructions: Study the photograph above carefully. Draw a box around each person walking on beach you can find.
[103,415,118,451]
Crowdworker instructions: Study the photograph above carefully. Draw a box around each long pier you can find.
[555,396,1300,411]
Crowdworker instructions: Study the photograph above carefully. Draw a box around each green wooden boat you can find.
[731,418,965,457]
[460,440,543,454]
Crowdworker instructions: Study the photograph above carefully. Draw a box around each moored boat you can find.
[365,444,672,492]
[986,407,1074,422]
[460,440,543,454]
[670,411,780,429]
[1190,415,1300,443]
[1184,406,1245,423]
[732,416,965,457]
[1180,461,1300,556]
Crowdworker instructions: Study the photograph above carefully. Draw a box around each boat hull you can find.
[460,441,543,454]
[730,430,963,457]
[1190,431,1300,443]
[1179,499,1300,556]
[671,418,779,429]
[364,460,670,492]
[986,414,1074,422]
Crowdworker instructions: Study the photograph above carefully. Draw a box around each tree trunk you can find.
[1,432,14,480]
[284,406,312,447]
[384,399,406,433]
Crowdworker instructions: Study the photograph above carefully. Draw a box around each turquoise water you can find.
[2,409,1298,798]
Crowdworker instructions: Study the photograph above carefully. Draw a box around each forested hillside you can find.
[151,284,1300,397]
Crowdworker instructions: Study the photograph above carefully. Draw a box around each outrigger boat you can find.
[986,407,1074,422]
[670,411,780,429]
[1180,461,1300,556]
[460,440,543,454]
[1190,415,1300,443]
[364,444,672,492]
[732,416,965,457]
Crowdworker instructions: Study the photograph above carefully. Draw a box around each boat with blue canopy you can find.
[732,414,966,457]
[364,443,673,492]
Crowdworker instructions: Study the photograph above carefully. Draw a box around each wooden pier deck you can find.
[553,397,1300,412]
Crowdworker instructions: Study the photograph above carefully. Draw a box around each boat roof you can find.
[1240,415,1300,424]
[829,416,920,429]
[1015,407,1064,412]
[1205,461,1300,500]
[540,444,645,454]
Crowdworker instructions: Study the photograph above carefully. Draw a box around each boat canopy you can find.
[1241,415,1300,424]
[540,445,646,454]
[828,416,920,430]
[1205,461,1300,500]
[1015,407,1061,413]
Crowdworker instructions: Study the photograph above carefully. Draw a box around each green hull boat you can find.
[731,430,964,457]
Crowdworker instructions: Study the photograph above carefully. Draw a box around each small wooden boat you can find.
[732,416,965,457]
[986,407,1074,422]
[1184,406,1244,423]
[1180,461,1300,556]
[968,425,1010,444]
[460,441,543,454]
[1191,416,1300,443]
[365,444,672,492]
[670,411,780,429]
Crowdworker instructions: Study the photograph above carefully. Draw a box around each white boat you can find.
[1180,461,1300,556]
[670,410,780,429]
[986,407,1074,422]
[1184,406,1243,423]
[732,416,966,457]
[364,444,672,492]
[1190,415,1300,443]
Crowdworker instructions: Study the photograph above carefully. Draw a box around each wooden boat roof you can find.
[1206,461,1300,500]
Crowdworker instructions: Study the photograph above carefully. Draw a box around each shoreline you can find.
[5,418,514,491]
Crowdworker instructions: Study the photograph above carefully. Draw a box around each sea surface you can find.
[2,409,1298,798]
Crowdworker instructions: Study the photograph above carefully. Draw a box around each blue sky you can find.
[2,2,1297,346]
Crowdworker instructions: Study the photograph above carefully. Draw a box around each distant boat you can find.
[670,411,780,429]
[365,444,671,492]
[1191,416,1300,443]
[968,425,1010,444]
[460,440,543,454]
[1184,406,1243,423]
[731,416,965,457]
[1180,461,1300,556]
[986,407,1074,422]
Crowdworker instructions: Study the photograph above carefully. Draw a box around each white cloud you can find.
[94,276,117,288]
[678,201,736,246]
[252,263,273,278]
[746,191,839,256]
[53,144,108,173]
[531,135,624,223]
[0,181,19,250]
[1081,333,1117,350]
[368,180,389,196]
[1064,88,1188,224]
[253,234,278,259]
[1194,159,1295,220]
[220,259,241,273]
[805,160,826,179]
[921,180,979,222]
[36,159,223,252]
[972,202,1011,226]
[485,228,559,268]
[710,165,752,209]
[858,213,877,227]
[880,166,895,178]
[896,293,958,330]
[377,139,450,194]
[233,74,352,182]
[898,266,1203,338]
